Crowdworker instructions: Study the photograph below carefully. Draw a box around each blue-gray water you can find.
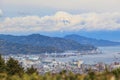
[50,46,120,64]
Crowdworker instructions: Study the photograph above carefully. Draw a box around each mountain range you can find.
[0,34,119,54]
[0,34,96,54]
[64,34,120,46]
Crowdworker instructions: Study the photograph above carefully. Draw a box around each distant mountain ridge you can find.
[0,39,63,54]
[0,34,96,54]
[64,34,120,46]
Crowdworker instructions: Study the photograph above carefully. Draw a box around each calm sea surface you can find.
[52,46,120,64]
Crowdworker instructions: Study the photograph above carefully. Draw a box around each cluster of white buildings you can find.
[2,54,120,74]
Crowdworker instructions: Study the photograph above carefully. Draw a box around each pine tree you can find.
[0,54,6,73]
[6,57,24,76]
[26,65,38,75]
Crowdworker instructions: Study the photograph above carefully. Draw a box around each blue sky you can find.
[0,0,120,41]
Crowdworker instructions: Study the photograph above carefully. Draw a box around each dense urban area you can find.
[0,53,120,80]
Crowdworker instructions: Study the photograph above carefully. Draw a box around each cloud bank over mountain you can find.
[0,11,120,34]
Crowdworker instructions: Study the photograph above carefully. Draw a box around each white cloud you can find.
[0,11,120,33]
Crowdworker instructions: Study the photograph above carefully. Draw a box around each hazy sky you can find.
[1,0,120,12]
[0,0,120,41]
